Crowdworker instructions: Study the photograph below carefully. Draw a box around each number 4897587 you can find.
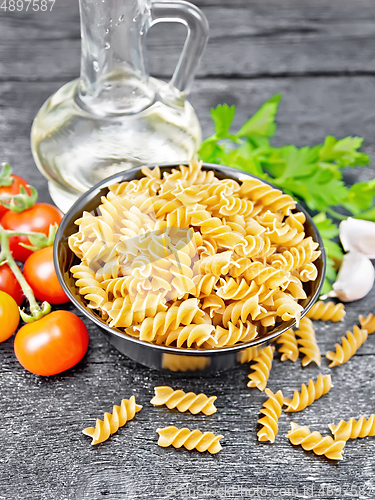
[1,0,55,11]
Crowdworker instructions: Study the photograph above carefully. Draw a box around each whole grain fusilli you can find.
[247,345,275,391]
[257,388,284,443]
[83,396,142,445]
[359,313,375,334]
[284,374,333,413]
[69,161,321,350]
[157,426,223,454]
[151,386,217,415]
[286,422,345,461]
[307,301,346,322]
[294,317,321,367]
[329,415,375,441]
[326,325,368,368]
[276,328,299,362]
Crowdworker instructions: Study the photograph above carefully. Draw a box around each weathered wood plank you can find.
[1,0,375,80]
[1,77,374,186]
[1,2,375,498]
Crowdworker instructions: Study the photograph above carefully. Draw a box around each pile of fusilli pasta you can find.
[68,161,321,349]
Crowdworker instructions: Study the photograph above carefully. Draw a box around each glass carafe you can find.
[31,0,209,212]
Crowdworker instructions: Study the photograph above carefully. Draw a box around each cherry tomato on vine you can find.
[23,246,69,304]
[0,291,20,342]
[0,263,25,306]
[1,203,63,262]
[0,174,31,219]
[14,311,89,376]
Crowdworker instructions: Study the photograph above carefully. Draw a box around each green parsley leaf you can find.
[236,94,281,138]
[341,179,375,215]
[319,136,370,167]
[354,207,375,222]
[211,104,236,138]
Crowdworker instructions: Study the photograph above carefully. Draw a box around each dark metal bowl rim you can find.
[53,162,326,357]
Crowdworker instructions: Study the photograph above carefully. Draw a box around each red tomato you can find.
[1,203,63,262]
[0,174,31,219]
[14,311,89,376]
[23,246,69,305]
[0,263,25,306]
[0,291,20,342]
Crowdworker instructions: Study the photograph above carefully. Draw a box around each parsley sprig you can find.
[199,94,374,294]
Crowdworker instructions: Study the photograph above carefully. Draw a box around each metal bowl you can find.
[54,163,326,373]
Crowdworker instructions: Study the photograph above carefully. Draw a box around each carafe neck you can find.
[78,0,154,114]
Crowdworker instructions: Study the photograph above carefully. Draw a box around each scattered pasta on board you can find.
[286,422,345,461]
[359,313,375,334]
[283,374,333,413]
[257,388,284,443]
[329,415,375,441]
[306,301,346,322]
[276,328,299,362]
[247,345,275,391]
[83,396,142,445]
[294,317,321,367]
[326,325,368,368]
[151,386,217,415]
[156,426,223,454]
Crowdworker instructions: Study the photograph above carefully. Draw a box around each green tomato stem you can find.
[0,223,51,322]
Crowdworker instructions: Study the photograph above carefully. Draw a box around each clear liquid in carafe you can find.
[31,76,201,213]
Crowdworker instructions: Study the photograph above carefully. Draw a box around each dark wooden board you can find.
[1,0,375,81]
[1,0,375,499]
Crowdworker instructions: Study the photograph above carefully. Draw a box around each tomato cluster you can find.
[0,169,89,376]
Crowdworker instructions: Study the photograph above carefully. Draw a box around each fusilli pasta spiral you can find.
[294,317,321,367]
[129,299,202,343]
[83,396,142,445]
[238,345,263,364]
[276,328,299,362]
[157,426,223,454]
[247,345,275,391]
[239,178,296,215]
[326,325,368,368]
[286,422,345,461]
[151,386,217,415]
[329,415,375,441]
[306,301,346,322]
[204,321,257,348]
[284,374,333,413]
[359,313,375,334]
[257,388,284,443]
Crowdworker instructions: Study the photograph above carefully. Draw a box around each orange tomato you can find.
[0,291,20,342]
[23,246,69,304]
[14,311,89,376]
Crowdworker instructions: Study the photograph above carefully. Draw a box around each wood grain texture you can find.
[1,0,375,499]
[1,0,375,81]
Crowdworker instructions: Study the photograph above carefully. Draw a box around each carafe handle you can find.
[150,0,209,97]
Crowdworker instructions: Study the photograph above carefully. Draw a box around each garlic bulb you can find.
[340,217,375,259]
[328,251,375,302]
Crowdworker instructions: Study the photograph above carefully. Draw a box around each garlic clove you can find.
[339,217,375,259]
[327,251,375,302]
